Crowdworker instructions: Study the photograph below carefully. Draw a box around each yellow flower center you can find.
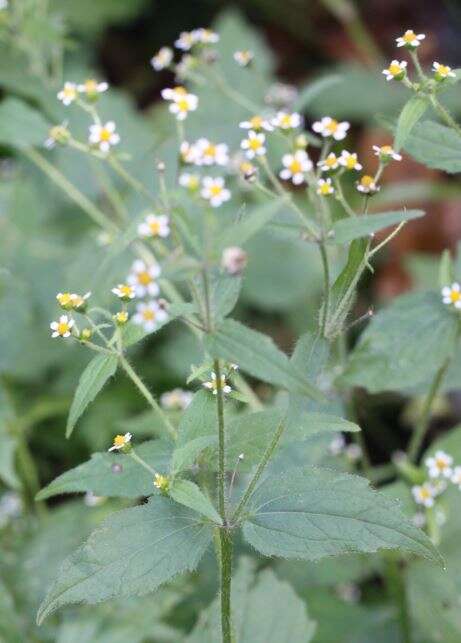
[57,321,70,335]
[361,175,374,187]
[240,162,254,174]
[204,144,216,157]
[319,183,331,195]
[249,137,262,150]
[63,86,76,98]
[289,160,302,173]
[177,98,190,112]
[326,119,338,133]
[120,285,132,296]
[437,65,450,76]
[435,457,448,469]
[210,185,223,196]
[389,63,403,76]
[187,176,199,189]
[99,128,112,142]
[325,154,337,167]
[174,86,187,95]
[403,31,416,43]
[345,154,357,169]
[57,293,73,306]
[113,435,127,447]
[137,271,152,285]
[450,290,460,303]
[149,220,161,235]
[419,487,431,500]
[116,311,128,323]
[142,309,156,321]
[250,116,263,129]
[280,114,292,127]
[381,145,393,155]
[85,79,98,93]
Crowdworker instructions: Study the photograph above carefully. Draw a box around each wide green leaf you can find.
[394,96,428,151]
[36,440,172,500]
[205,319,325,401]
[186,557,316,642]
[209,273,242,322]
[66,354,118,437]
[216,198,287,251]
[0,98,50,148]
[242,467,441,563]
[404,120,461,173]
[329,210,424,244]
[176,390,217,447]
[37,497,213,624]
[170,435,218,475]
[294,74,343,111]
[169,479,222,524]
[341,290,459,393]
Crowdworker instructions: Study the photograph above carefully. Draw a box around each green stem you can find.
[107,156,158,206]
[232,417,285,524]
[319,241,330,338]
[429,94,461,138]
[407,358,450,462]
[384,555,412,643]
[214,359,227,520]
[129,449,158,476]
[119,356,177,441]
[219,528,233,643]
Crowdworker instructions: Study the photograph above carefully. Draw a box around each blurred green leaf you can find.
[294,74,343,111]
[170,435,217,475]
[242,467,441,563]
[329,210,424,244]
[394,96,428,151]
[169,479,222,525]
[404,120,461,173]
[67,354,118,437]
[37,497,213,624]
[0,98,50,148]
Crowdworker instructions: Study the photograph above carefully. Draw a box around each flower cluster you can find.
[412,450,461,510]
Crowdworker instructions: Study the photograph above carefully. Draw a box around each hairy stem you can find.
[214,359,227,520]
[219,528,233,643]
[384,555,412,643]
[429,94,461,138]
[407,358,450,462]
[318,241,331,338]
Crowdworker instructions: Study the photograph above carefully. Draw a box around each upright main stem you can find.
[319,241,330,338]
[214,358,232,643]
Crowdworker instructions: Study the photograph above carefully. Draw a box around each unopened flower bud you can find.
[114,310,129,326]
[221,246,247,276]
[80,328,92,341]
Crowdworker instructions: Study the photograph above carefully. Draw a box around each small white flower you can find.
[77,79,108,96]
[57,82,78,106]
[396,30,425,48]
[221,246,248,275]
[193,28,219,45]
[279,150,313,185]
[329,434,346,456]
[88,121,120,153]
[127,259,161,298]
[241,130,266,159]
[175,54,196,81]
[133,300,168,333]
[180,140,199,164]
[151,47,174,71]
[382,60,407,81]
[317,177,335,196]
[317,152,339,172]
[425,450,454,478]
[338,150,362,171]
[441,282,461,309]
[109,432,132,452]
[312,116,350,140]
[357,175,380,194]
[272,111,302,130]
[345,444,362,463]
[84,491,106,507]
[203,372,232,395]
[412,482,436,508]
[160,388,194,410]
[44,123,70,149]
[50,315,74,338]
[179,172,200,190]
[234,50,254,67]
[194,138,229,166]
[265,82,298,108]
[138,214,170,239]
[373,145,402,162]
[56,292,91,311]
[162,87,198,121]
[432,62,456,80]
[111,284,135,300]
[450,465,461,489]
[239,115,273,132]
[201,176,231,208]
[174,31,197,51]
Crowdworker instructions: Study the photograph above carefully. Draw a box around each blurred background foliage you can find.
[1,0,461,641]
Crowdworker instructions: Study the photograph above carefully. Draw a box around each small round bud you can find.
[153,473,170,494]
[295,134,308,150]
[114,310,129,326]
[80,328,92,341]
[156,160,166,173]
[221,246,248,276]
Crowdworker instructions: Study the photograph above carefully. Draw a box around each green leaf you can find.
[242,467,441,563]
[404,120,461,174]
[216,198,287,251]
[0,98,50,148]
[205,319,325,401]
[66,354,118,437]
[394,96,428,151]
[325,239,368,337]
[210,273,241,322]
[186,557,316,642]
[36,440,172,500]
[169,479,222,524]
[37,497,213,624]
[170,435,218,475]
[341,291,459,393]
[294,74,343,111]
[176,390,217,447]
[329,210,424,245]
